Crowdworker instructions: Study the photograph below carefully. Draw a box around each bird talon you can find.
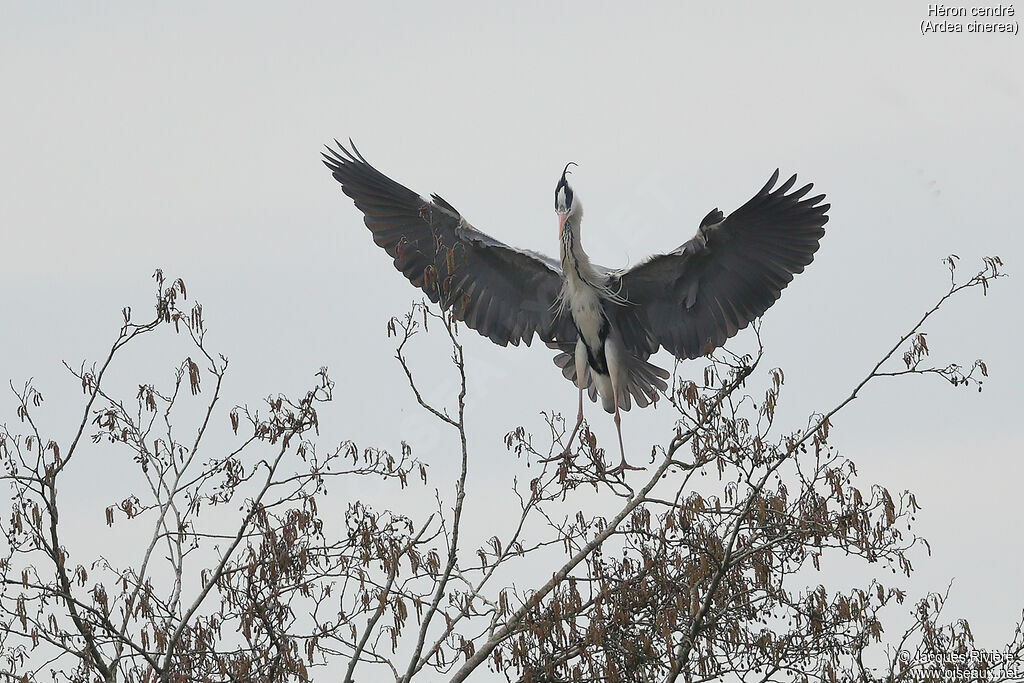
[605,460,645,477]
[327,144,827,479]
[538,450,571,464]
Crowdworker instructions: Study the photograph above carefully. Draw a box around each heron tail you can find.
[547,343,669,412]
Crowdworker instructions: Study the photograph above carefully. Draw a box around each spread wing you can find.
[609,170,829,359]
[323,141,575,347]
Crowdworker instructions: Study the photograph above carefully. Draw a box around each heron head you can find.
[555,162,581,237]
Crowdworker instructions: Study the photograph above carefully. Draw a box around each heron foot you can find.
[605,458,644,477]
[538,449,572,464]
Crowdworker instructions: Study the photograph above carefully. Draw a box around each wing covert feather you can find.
[610,170,829,359]
[324,142,575,347]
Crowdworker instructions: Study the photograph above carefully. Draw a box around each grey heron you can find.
[323,142,828,474]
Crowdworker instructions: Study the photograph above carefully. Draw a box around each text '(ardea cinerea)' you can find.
[323,142,829,474]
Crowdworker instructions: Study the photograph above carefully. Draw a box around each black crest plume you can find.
[555,162,577,209]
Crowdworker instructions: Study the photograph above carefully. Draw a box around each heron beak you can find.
[557,212,567,238]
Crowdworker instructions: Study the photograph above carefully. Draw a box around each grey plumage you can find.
[607,170,829,361]
[322,142,573,348]
[323,140,828,472]
[548,340,668,411]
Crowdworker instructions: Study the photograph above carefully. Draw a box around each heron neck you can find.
[559,219,599,288]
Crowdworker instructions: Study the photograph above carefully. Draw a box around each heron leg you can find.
[540,385,585,463]
[563,384,585,455]
[607,391,642,476]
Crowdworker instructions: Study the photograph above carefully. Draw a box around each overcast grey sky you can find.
[2,0,1022,674]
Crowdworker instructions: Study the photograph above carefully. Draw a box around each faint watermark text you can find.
[921,4,1019,35]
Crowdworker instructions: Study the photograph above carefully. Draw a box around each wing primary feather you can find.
[610,167,828,359]
[325,140,575,349]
